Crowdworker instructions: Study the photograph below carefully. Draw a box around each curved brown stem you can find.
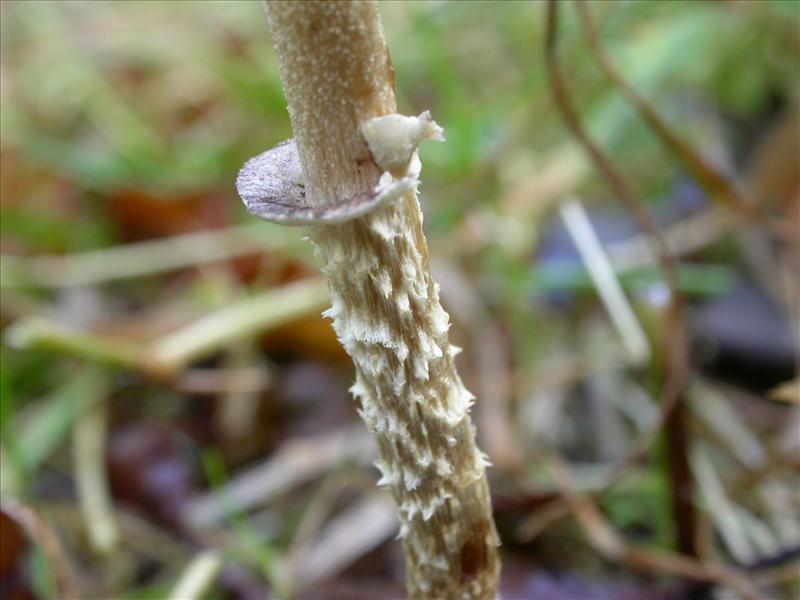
[573,0,794,242]
[544,0,695,556]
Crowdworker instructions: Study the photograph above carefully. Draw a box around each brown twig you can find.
[544,0,696,555]
[2,498,78,600]
[545,454,762,600]
[572,0,794,241]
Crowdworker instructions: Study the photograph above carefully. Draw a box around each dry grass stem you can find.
[72,399,119,555]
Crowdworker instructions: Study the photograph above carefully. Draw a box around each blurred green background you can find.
[1,1,798,599]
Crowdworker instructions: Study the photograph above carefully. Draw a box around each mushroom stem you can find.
[264,2,500,598]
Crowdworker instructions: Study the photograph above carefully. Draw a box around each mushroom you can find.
[237,2,501,597]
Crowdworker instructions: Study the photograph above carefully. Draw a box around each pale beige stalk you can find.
[264,2,500,598]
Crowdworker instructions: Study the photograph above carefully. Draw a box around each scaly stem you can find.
[264,2,500,597]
